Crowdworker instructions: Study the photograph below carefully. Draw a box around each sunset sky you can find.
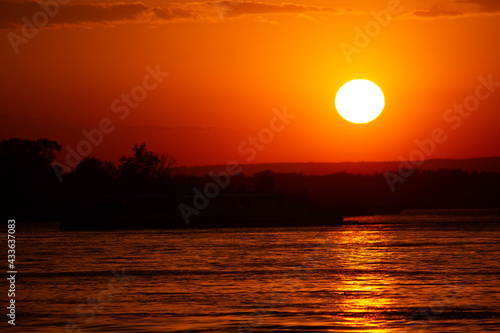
[1,0,500,167]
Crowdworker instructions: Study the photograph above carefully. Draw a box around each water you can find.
[7,209,500,332]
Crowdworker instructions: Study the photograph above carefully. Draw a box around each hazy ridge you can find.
[175,156,500,176]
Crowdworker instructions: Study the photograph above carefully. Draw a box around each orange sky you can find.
[1,0,500,167]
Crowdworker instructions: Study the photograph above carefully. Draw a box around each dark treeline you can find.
[1,138,499,222]
[179,169,500,214]
[1,138,177,221]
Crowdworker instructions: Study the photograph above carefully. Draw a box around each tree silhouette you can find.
[0,138,61,171]
[64,157,117,195]
[2,136,500,225]
[254,170,276,192]
[158,152,177,179]
[118,143,176,182]
[0,138,62,220]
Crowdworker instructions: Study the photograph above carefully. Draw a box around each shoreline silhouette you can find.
[2,138,499,230]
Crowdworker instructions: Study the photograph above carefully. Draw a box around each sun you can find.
[335,79,385,124]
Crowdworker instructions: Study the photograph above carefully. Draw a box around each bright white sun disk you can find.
[335,79,385,124]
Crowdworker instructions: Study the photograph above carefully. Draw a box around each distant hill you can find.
[174,157,500,176]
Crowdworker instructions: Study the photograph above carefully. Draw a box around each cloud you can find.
[0,1,337,30]
[0,1,153,29]
[208,1,335,17]
[152,1,336,23]
[255,15,277,25]
[2,0,500,28]
[151,6,202,21]
[409,0,500,18]
[411,7,462,18]
[456,0,500,13]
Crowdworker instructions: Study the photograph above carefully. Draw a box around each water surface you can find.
[9,209,500,332]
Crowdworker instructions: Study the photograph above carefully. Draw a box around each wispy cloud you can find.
[0,1,153,29]
[409,0,500,18]
[207,1,335,17]
[456,0,500,13]
[0,1,337,30]
[3,0,498,29]
[411,7,462,18]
